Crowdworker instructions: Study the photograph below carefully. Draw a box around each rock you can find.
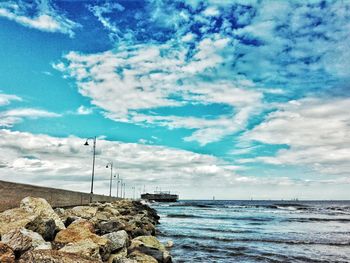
[165,240,173,248]
[117,258,137,263]
[108,247,127,263]
[162,251,172,263]
[129,236,167,262]
[67,206,98,219]
[54,208,65,216]
[0,242,15,263]
[2,228,51,255]
[103,230,129,252]
[18,249,101,263]
[55,219,110,261]
[20,197,65,231]
[95,220,125,235]
[60,239,101,261]
[25,217,57,241]
[128,251,157,263]
[132,236,165,252]
[0,208,37,236]
[103,207,120,217]
[64,216,81,227]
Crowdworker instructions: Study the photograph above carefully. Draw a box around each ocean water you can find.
[152,200,350,263]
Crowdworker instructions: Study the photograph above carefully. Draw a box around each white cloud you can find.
[54,38,263,145]
[88,2,124,40]
[0,129,241,194]
[0,0,80,37]
[1,129,336,199]
[243,97,350,176]
[0,93,21,106]
[76,105,93,115]
[0,108,61,127]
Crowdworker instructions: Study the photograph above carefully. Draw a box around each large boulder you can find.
[20,197,65,231]
[129,236,172,263]
[117,258,137,263]
[128,251,157,263]
[18,249,101,263]
[95,220,125,235]
[103,230,129,252]
[0,208,37,236]
[1,228,51,256]
[59,239,101,261]
[25,217,57,241]
[55,220,111,261]
[0,242,15,263]
[66,206,98,219]
[108,247,127,263]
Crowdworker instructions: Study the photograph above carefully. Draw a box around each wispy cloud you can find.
[0,0,80,37]
[0,108,61,127]
[0,92,61,127]
[0,93,21,106]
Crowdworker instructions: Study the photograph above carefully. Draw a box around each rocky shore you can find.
[0,197,172,263]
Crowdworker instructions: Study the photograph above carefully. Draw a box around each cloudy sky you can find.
[0,0,349,199]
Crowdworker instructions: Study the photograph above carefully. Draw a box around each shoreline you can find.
[0,196,172,263]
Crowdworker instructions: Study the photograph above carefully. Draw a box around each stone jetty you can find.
[0,197,172,263]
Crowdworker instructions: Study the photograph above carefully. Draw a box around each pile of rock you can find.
[0,197,172,263]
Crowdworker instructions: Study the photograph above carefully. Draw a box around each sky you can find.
[0,0,349,200]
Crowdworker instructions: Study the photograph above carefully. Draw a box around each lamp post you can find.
[119,179,122,199]
[116,173,120,198]
[106,162,113,197]
[84,136,96,203]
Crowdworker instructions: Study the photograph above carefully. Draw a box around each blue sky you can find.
[0,0,349,199]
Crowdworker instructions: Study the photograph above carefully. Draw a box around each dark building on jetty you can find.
[141,191,179,202]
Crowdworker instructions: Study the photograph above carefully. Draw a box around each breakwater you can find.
[0,196,172,262]
[0,180,119,212]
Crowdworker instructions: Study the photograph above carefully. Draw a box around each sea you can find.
[151,200,350,263]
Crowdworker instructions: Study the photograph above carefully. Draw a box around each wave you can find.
[166,213,274,222]
[166,214,202,218]
[287,217,350,223]
[193,227,256,234]
[160,232,350,246]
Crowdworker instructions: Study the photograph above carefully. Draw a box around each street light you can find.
[123,183,126,199]
[84,136,96,203]
[115,173,120,198]
[106,162,113,197]
[120,179,123,199]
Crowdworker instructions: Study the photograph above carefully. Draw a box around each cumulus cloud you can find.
[243,96,350,176]
[52,0,350,147]
[54,38,263,145]
[0,0,80,37]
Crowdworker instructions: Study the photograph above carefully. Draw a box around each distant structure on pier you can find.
[141,191,178,202]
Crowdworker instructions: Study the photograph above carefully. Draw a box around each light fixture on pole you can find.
[106,162,113,197]
[84,136,96,203]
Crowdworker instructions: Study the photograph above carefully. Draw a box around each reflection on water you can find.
[152,200,350,262]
